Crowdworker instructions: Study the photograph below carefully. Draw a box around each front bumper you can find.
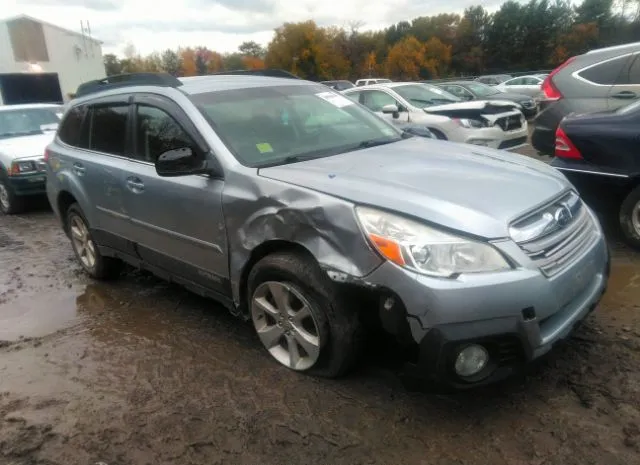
[460,124,529,151]
[8,172,47,196]
[362,213,609,388]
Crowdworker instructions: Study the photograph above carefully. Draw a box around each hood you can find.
[424,100,521,123]
[0,133,56,160]
[259,138,570,239]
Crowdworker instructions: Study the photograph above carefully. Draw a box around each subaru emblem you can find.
[554,205,572,227]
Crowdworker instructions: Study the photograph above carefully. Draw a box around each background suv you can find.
[532,41,640,155]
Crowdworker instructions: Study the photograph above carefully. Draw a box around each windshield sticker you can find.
[315,92,354,108]
[256,142,273,154]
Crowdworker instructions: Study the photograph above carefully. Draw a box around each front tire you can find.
[428,128,447,140]
[66,203,122,280]
[0,176,25,215]
[247,251,363,378]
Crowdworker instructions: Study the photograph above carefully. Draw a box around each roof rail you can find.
[208,69,301,79]
[75,72,183,98]
[586,41,640,55]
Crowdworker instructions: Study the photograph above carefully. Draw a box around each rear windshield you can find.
[0,106,62,140]
[191,84,403,167]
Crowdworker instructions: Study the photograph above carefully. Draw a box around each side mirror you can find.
[155,147,211,177]
[381,103,400,119]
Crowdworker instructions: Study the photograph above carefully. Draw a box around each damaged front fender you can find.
[222,170,383,308]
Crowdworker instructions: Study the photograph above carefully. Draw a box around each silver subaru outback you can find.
[45,72,609,388]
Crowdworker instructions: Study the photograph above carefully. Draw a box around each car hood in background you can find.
[485,92,533,103]
[259,137,569,239]
[423,100,522,123]
[0,133,56,159]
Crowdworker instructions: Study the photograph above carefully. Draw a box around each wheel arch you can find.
[57,190,78,232]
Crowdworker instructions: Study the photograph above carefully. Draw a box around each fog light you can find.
[454,344,489,377]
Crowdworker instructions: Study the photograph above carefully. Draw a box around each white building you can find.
[0,14,106,104]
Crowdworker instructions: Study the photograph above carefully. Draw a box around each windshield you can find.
[0,106,62,140]
[393,84,460,107]
[465,82,500,97]
[193,84,403,167]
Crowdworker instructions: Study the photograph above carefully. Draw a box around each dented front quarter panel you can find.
[222,169,383,306]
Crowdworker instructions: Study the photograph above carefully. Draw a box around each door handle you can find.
[126,177,145,193]
[72,162,85,175]
[611,91,637,99]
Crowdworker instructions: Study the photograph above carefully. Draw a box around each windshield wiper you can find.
[357,137,402,149]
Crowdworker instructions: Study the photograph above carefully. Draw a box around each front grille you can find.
[495,114,523,131]
[514,195,598,277]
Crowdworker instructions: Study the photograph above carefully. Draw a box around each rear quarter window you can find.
[57,105,86,147]
[577,55,628,85]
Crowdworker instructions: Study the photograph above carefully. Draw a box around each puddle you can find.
[601,261,640,309]
[0,288,86,341]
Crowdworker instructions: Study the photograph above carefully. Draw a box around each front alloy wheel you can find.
[251,281,321,371]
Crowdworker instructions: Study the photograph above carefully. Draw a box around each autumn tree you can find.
[551,22,599,64]
[385,35,426,80]
[179,47,198,76]
[265,20,349,80]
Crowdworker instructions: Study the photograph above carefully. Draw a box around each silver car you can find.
[45,73,610,388]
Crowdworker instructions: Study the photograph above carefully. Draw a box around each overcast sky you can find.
[4,0,510,57]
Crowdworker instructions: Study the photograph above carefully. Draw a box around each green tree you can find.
[161,49,182,76]
[103,53,122,76]
[238,41,266,58]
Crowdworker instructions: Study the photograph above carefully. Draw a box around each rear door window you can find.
[88,104,129,156]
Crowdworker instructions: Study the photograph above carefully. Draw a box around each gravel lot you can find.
[1,143,639,465]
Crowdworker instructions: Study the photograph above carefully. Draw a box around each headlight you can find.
[356,206,511,278]
[454,118,487,129]
[9,160,38,175]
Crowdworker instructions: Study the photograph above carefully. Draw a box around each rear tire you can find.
[0,176,25,215]
[247,251,363,378]
[619,185,640,250]
[66,203,122,280]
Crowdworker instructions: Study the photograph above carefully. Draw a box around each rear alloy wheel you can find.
[619,185,640,250]
[66,203,122,280]
[0,178,24,215]
[251,281,321,371]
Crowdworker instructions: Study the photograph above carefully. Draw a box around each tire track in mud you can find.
[0,209,639,465]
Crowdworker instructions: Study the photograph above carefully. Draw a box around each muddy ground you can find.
[1,159,640,465]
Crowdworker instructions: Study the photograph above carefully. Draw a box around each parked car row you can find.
[0,68,619,391]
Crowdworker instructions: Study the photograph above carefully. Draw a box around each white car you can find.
[494,75,545,98]
[0,103,63,214]
[342,82,528,150]
[355,78,392,87]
